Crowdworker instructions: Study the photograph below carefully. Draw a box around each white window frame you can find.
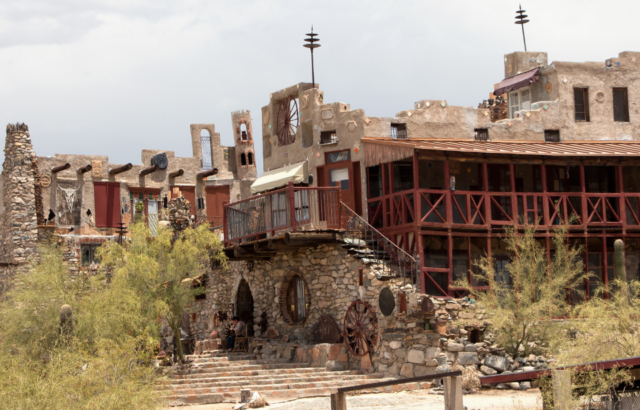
[508,87,531,119]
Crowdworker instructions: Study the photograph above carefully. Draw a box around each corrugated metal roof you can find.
[361,137,640,157]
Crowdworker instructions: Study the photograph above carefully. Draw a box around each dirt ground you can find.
[178,389,542,410]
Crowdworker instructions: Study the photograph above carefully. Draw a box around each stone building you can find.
[0,113,256,288]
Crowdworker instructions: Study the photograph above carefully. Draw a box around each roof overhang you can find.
[494,68,540,96]
[362,138,640,167]
[251,161,309,195]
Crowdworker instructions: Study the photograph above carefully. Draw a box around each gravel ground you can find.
[180,389,542,410]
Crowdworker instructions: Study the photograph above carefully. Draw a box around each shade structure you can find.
[250,161,309,194]
[494,68,540,96]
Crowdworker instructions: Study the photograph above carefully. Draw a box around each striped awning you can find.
[362,137,640,166]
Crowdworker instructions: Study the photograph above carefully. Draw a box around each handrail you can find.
[337,370,462,393]
[341,202,419,282]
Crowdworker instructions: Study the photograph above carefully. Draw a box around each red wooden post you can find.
[541,164,549,226]
[413,152,420,228]
[288,182,297,232]
[602,235,609,295]
[580,164,587,229]
[618,165,626,231]
[382,163,388,228]
[509,163,517,225]
[335,182,344,229]
[389,162,395,227]
[584,236,590,300]
[444,160,452,226]
[418,232,426,294]
[447,234,453,295]
[222,201,228,247]
[482,163,491,226]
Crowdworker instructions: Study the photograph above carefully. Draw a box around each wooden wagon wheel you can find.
[276,96,299,146]
[343,300,378,357]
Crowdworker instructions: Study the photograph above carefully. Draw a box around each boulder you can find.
[480,365,497,375]
[326,360,345,371]
[520,381,532,391]
[484,355,509,372]
[425,347,442,359]
[248,392,268,408]
[400,363,414,377]
[408,349,425,364]
[508,382,521,390]
[457,352,480,366]
[447,343,465,352]
[264,327,279,339]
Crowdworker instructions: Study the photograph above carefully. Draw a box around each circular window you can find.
[280,273,310,324]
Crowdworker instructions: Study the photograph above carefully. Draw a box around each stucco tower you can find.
[231,110,257,181]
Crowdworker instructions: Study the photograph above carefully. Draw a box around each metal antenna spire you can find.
[303,26,321,88]
[515,4,530,51]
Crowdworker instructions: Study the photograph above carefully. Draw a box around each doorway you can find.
[318,149,362,215]
[206,185,230,228]
[236,279,254,337]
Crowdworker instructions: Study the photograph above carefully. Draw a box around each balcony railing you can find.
[224,183,341,246]
[369,189,640,230]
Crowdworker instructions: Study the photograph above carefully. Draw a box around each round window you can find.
[281,274,310,324]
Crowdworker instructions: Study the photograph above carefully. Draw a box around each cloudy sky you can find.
[1,0,639,174]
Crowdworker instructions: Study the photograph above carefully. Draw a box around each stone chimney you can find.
[504,52,548,78]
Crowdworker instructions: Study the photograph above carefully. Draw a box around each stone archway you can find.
[236,279,254,337]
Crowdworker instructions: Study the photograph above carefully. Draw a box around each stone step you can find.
[185,350,251,359]
[188,358,291,367]
[167,372,387,391]
[174,365,326,380]
[167,376,395,396]
[164,381,433,406]
[188,354,257,363]
[162,369,368,386]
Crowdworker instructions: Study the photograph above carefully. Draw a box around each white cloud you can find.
[1,0,639,174]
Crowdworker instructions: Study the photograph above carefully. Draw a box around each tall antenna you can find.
[303,26,321,88]
[515,4,530,51]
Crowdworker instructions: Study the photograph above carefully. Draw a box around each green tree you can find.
[458,226,587,359]
[100,222,226,362]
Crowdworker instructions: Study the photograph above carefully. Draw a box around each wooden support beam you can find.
[169,169,184,178]
[284,232,337,246]
[109,163,133,175]
[197,168,218,179]
[330,392,347,410]
[77,164,92,174]
[444,376,463,410]
[139,164,158,177]
[51,163,70,173]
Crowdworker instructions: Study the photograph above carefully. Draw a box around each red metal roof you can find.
[362,138,640,158]
[480,356,640,385]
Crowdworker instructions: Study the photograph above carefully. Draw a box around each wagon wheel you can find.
[276,96,298,146]
[343,300,378,357]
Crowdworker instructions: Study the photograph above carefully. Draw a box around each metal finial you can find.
[515,4,530,52]
[303,26,321,89]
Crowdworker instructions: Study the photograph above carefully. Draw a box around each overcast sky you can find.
[1,0,639,175]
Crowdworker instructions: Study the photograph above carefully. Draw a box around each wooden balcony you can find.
[223,183,342,247]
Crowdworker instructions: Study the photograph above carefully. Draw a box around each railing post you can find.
[222,201,228,246]
[288,182,297,232]
[335,182,344,229]
[330,392,347,410]
[443,376,463,410]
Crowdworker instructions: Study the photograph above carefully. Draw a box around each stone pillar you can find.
[231,110,257,182]
[0,123,38,282]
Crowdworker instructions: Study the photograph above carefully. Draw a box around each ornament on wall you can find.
[596,92,605,103]
[546,83,552,93]
[40,174,52,188]
[91,160,102,178]
[440,101,447,107]
[543,105,549,110]
[300,95,308,109]
[150,152,168,170]
[316,152,321,158]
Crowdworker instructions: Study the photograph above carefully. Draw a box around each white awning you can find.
[250,161,309,194]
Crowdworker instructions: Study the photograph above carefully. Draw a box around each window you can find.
[545,130,560,142]
[391,124,407,139]
[574,88,590,122]
[248,152,254,165]
[240,123,248,141]
[508,87,531,118]
[330,168,350,190]
[280,274,310,324]
[240,153,247,166]
[367,165,383,198]
[320,130,338,145]
[474,128,489,141]
[392,161,413,192]
[193,276,206,301]
[81,244,101,267]
[613,88,630,122]
[201,129,212,170]
[326,150,350,163]
[93,182,121,228]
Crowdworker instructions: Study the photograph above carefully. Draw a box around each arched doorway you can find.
[236,279,254,337]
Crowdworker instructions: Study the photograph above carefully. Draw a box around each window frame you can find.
[544,130,561,143]
[508,87,531,119]
[80,244,101,267]
[474,128,489,141]
[390,123,408,139]
[320,130,338,145]
[613,87,630,122]
[573,87,590,122]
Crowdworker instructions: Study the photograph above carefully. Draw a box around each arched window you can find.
[285,274,309,323]
[248,152,254,165]
[240,153,247,166]
[200,129,212,170]
[240,123,248,141]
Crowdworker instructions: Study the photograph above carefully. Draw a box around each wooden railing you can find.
[368,189,640,230]
[223,183,341,246]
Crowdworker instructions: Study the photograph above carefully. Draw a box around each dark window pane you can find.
[327,150,350,163]
[368,166,383,198]
[613,88,629,122]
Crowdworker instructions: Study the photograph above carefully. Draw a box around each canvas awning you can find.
[250,161,309,194]
[494,68,540,96]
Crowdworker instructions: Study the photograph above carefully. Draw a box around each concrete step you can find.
[174,365,325,380]
[164,380,433,406]
[167,372,388,391]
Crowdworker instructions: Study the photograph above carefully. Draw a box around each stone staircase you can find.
[160,350,432,406]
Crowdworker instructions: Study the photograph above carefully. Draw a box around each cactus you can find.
[613,239,626,283]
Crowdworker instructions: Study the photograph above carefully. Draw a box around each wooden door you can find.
[205,185,230,227]
[325,161,354,210]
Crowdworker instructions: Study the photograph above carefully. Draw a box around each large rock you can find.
[326,360,345,371]
[480,365,497,375]
[400,363,414,377]
[508,382,521,390]
[447,343,464,352]
[408,349,425,364]
[248,392,268,408]
[485,355,509,372]
[457,352,480,365]
[425,347,442,359]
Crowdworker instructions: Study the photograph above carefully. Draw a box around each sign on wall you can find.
[56,180,83,226]
[91,160,103,178]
